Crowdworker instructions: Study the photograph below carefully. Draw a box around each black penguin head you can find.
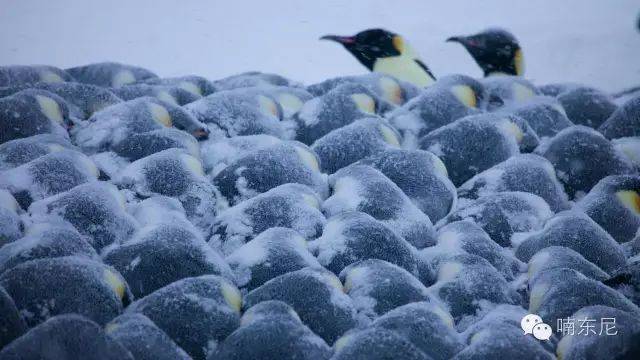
[321,29,403,70]
[447,28,523,76]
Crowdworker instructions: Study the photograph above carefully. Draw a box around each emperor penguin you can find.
[447,28,524,77]
[320,28,436,87]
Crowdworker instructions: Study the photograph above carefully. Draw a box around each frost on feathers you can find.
[210,183,325,255]
[324,164,436,248]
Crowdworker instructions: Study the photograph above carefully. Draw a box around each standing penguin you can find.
[321,29,436,87]
[447,28,524,77]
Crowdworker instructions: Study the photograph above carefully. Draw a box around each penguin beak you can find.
[320,34,356,45]
[447,36,479,48]
[446,36,465,44]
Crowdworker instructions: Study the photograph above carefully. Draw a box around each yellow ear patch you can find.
[512,83,535,102]
[36,95,64,124]
[556,333,573,360]
[334,334,352,351]
[528,282,549,313]
[351,93,376,114]
[147,103,172,127]
[392,35,405,53]
[323,272,344,292]
[431,155,449,178]
[157,91,178,105]
[220,280,242,313]
[112,70,136,87]
[379,77,403,105]
[104,269,126,300]
[294,146,320,172]
[181,154,205,176]
[258,95,279,117]
[450,85,477,108]
[616,190,640,214]
[499,120,524,143]
[179,81,203,96]
[378,124,401,147]
[278,94,304,114]
[40,71,65,83]
[514,49,525,76]
[431,305,455,328]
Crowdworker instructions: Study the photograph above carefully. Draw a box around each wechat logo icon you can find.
[521,314,552,340]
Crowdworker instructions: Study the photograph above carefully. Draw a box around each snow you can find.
[1,1,638,92]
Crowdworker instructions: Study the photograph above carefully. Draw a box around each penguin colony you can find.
[0,26,640,360]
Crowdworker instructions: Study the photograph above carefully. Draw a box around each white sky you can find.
[1,0,639,92]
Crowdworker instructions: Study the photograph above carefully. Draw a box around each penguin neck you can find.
[372,52,436,87]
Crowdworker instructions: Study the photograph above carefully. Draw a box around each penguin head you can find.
[321,29,403,70]
[447,28,523,77]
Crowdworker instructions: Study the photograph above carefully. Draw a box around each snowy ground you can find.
[1,0,639,92]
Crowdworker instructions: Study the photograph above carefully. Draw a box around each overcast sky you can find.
[1,0,639,91]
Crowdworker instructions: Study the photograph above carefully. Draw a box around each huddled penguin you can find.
[321,28,436,87]
[213,300,332,360]
[0,134,76,170]
[447,28,524,77]
[245,85,315,119]
[0,223,98,274]
[556,86,617,128]
[503,96,573,138]
[74,97,208,153]
[528,268,639,328]
[225,227,321,291]
[213,71,299,91]
[28,182,138,251]
[183,88,287,138]
[307,73,420,106]
[612,136,640,170]
[431,220,523,281]
[0,314,133,360]
[110,127,200,164]
[515,211,626,274]
[458,153,571,212]
[444,191,552,247]
[111,84,201,106]
[0,149,99,209]
[142,75,218,96]
[0,256,131,327]
[112,148,220,230]
[125,275,241,360]
[417,113,525,186]
[577,175,640,243]
[339,259,431,318]
[599,94,640,139]
[527,246,609,284]
[425,253,521,321]
[244,267,358,344]
[369,301,464,360]
[21,82,123,119]
[212,141,327,205]
[323,164,436,248]
[555,305,640,360]
[66,62,158,87]
[387,83,480,146]
[294,83,381,144]
[357,149,456,222]
[311,117,401,173]
[0,65,73,87]
[105,313,191,360]
[481,76,538,109]
[210,183,325,255]
[0,89,72,144]
[309,211,418,275]
[535,125,635,199]
[200,134,283,175]
[103,223,233,298]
